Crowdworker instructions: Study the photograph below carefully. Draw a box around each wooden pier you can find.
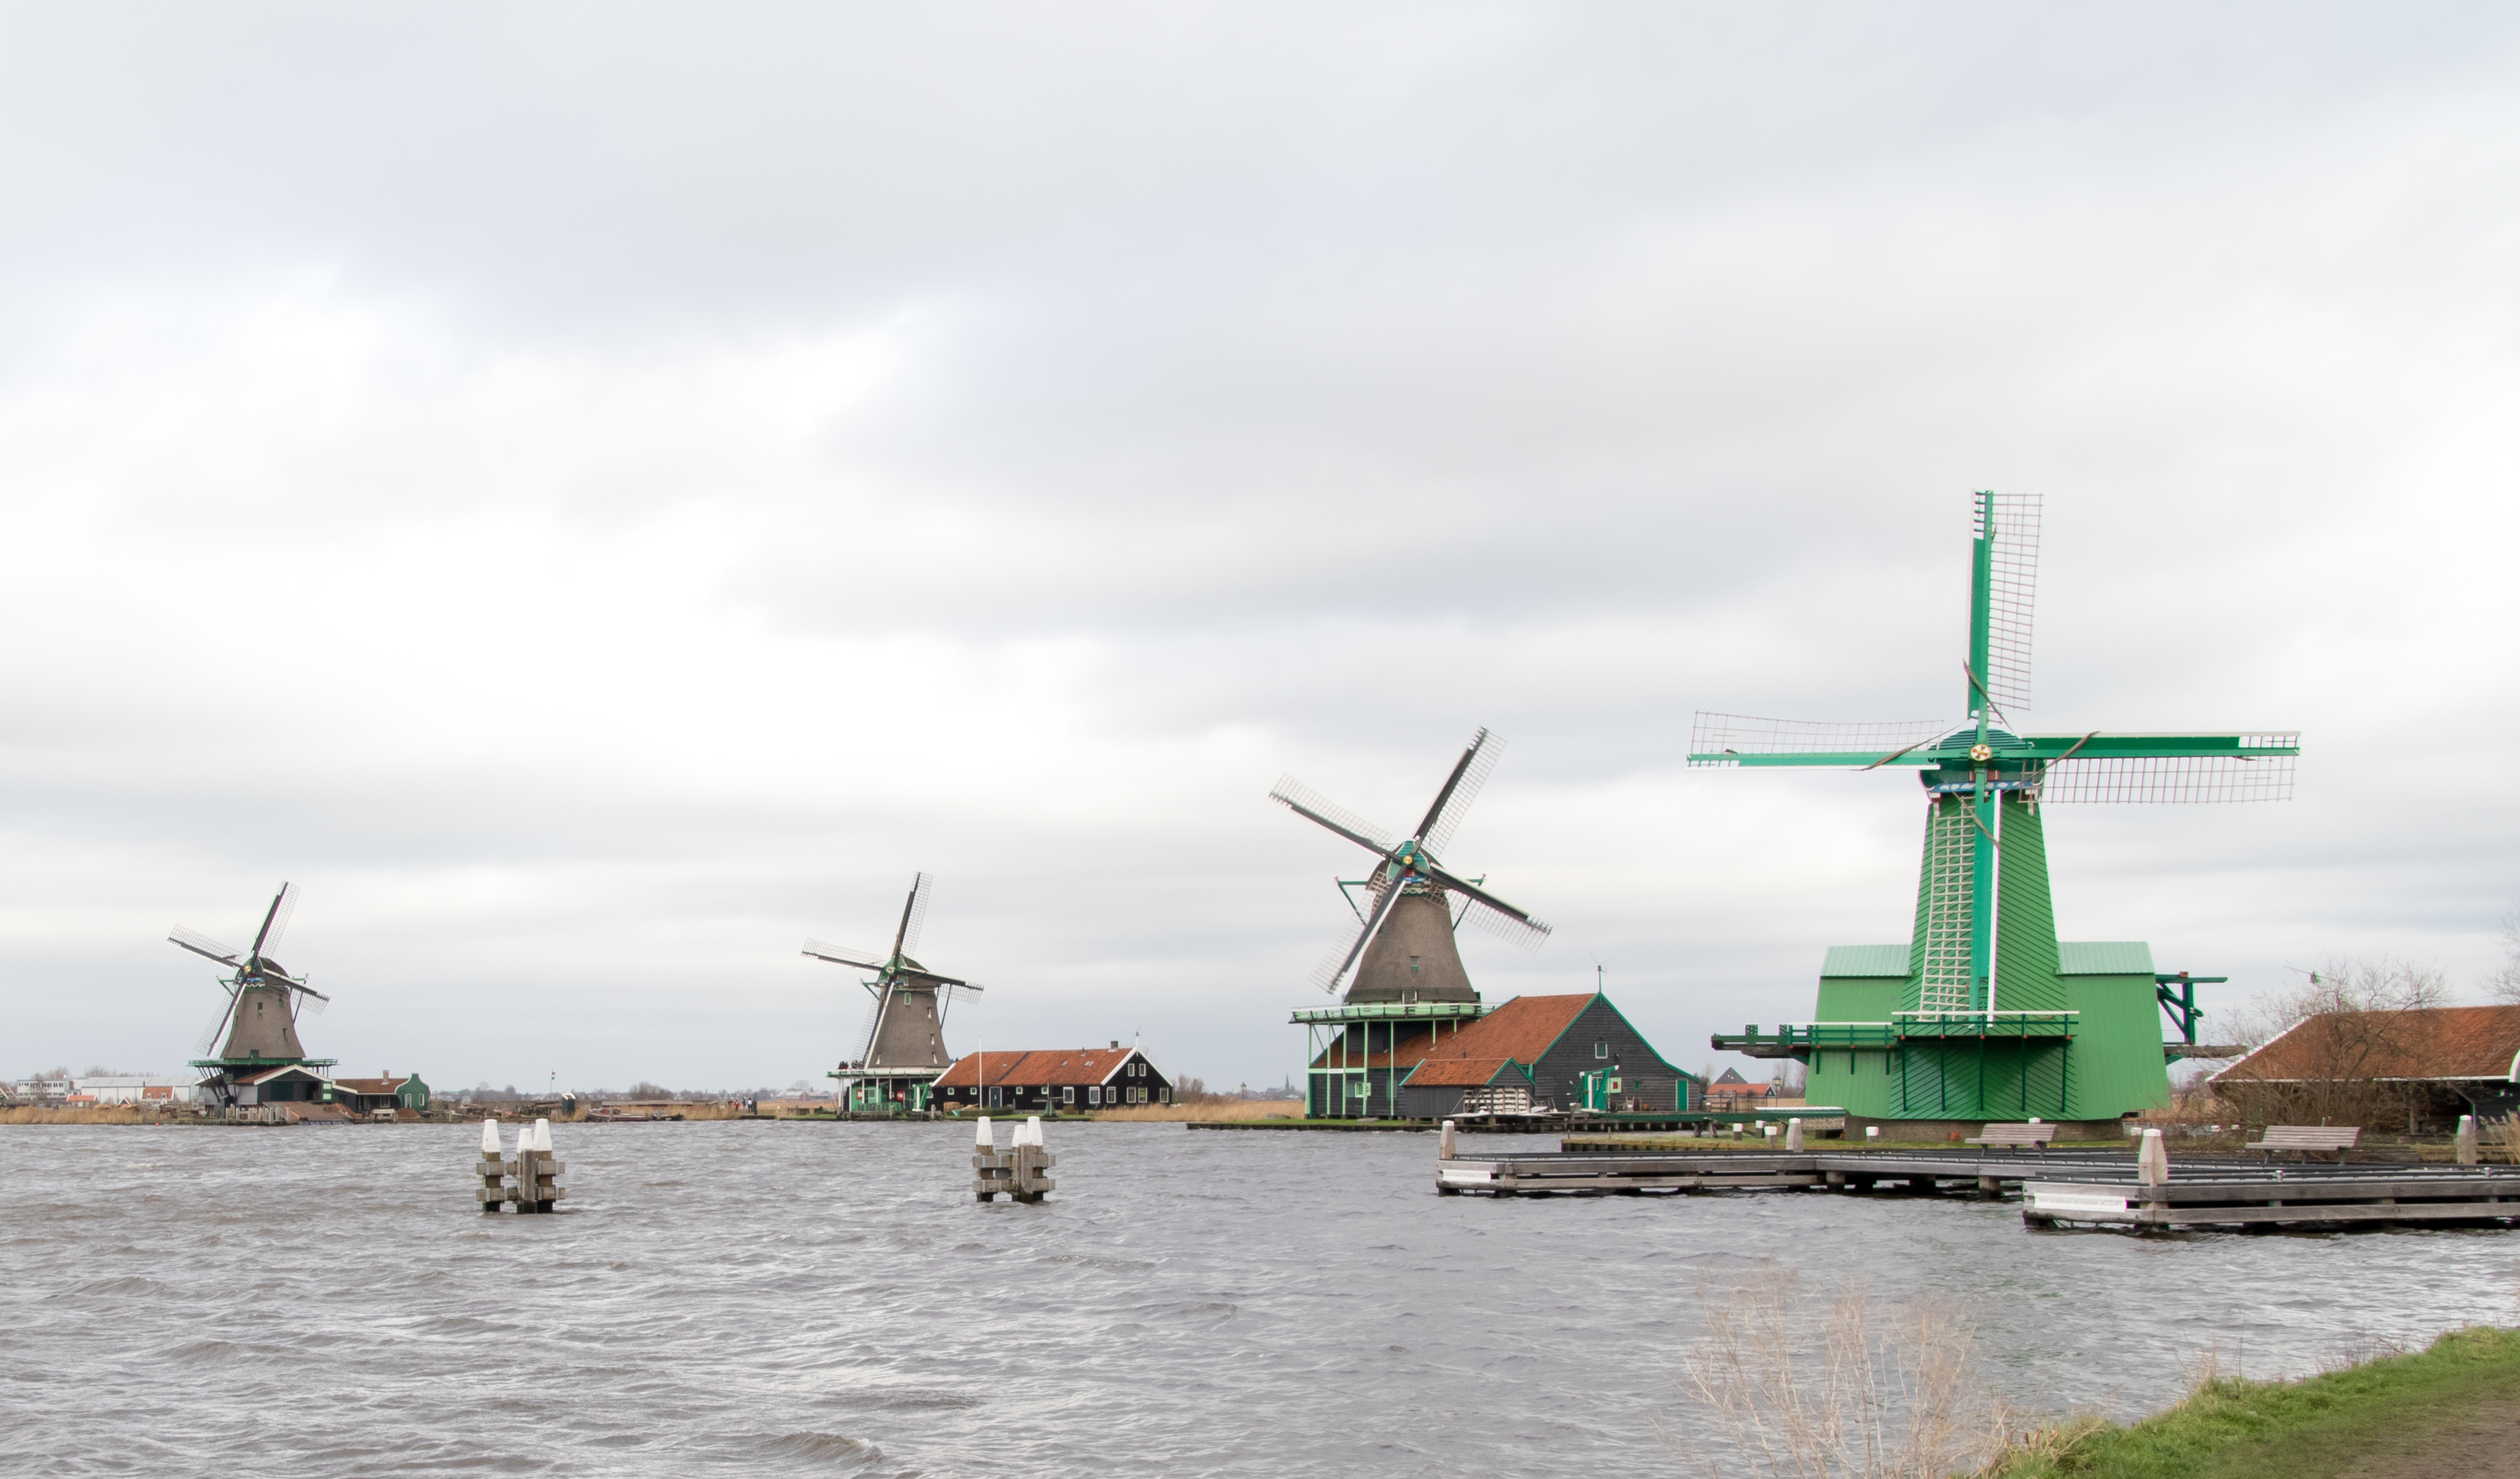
[1434,1123,2520,1232]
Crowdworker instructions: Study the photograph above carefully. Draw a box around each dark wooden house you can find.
[932,1043,1172,1113]
[1394,992,1700,1118]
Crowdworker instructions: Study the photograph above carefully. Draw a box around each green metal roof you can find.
[2058,941,2155,975]
[1821,944,1911,978]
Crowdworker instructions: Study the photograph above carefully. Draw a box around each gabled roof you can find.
[2214,1005,2520,1085]
[238,1064,331,1086]
[1713,1067,1751,1085]
[935,1047,1147,1088]
[1416,994,1594,1069]
[1404,1057,1531,1088]
[330,1077,411,1095]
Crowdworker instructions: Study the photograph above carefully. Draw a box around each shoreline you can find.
[1985,1325,2520,1478]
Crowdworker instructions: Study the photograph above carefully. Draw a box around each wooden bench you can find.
[2246,1125,2361,1163]
[1966,1122,2058,1155]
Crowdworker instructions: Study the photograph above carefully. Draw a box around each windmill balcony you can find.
[1288,1001,1490,1026]
[1714,1012,2078,1058]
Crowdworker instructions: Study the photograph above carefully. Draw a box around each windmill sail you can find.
[2041,743,2299,804]
[1975,492,2040,714]
[1268,776,1398,855]
[1688,714,1952,766]
[896,872,934,960]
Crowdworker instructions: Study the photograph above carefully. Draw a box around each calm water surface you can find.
[5,1122,2515,1475]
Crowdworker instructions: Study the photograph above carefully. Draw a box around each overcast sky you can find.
[6,4,2518,1093]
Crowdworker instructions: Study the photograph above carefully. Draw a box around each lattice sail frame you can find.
[1688,714,1952,765]
[1978,492,2039,714]
[2037,742,2299,804]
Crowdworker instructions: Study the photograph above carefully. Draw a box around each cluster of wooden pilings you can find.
[475,1118,567,1213]
[972,1115,1055,1203]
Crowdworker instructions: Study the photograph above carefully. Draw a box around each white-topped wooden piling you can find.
[2459,1115,2480,1166]
[1439,1120,1458,1161]
[1785,1117,1805,1153]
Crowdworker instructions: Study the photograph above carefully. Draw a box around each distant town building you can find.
[932,1043,1171,1113]
[71,1076,202,1105]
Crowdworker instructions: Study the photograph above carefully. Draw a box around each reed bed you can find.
[1089,1099,1302,1123]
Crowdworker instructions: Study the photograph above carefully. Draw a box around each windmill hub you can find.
[1968,743,1993,763]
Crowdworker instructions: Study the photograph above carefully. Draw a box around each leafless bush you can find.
[1672,1268,2021,1479]
[2216,955,2448,1131]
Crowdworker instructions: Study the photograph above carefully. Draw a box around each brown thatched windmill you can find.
[804,872,984,1114]
[172,882,338,1106]
[1271,729,1552,1116]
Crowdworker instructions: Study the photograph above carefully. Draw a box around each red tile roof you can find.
[1404,1057,1531,1088]
[935,1048,1140,1088]
[2214,1005,2520,1085]
[1417,993,1594,1068]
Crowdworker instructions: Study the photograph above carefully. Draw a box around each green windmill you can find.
[1693,492,2298,1132]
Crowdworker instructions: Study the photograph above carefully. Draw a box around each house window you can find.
[1062,1086,1075,1104]
[1158,1087,1171,1104]
[1594,1042,1608,1059]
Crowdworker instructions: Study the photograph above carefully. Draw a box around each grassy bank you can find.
[1988,1326,2520,1479]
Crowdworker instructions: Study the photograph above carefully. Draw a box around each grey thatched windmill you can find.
[804,872,982,1113]
[1271,727,1552,1002]
[174,883,337,1092]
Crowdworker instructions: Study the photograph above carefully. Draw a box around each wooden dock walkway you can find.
[1436,1146,2520,1230]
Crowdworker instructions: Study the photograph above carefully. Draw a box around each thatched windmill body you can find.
[804,872,982,1114]
[1692,492,2300,1129]
[1271,729,1552,1117]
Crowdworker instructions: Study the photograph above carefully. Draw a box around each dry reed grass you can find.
[0,1105,164,1125]
[1675,1268,2031,1479]
[1089,1098,1302,1123]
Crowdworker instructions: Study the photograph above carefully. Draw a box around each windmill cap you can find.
[1934,729,2020,751]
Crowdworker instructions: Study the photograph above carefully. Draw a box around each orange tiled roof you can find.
[1404,1056,1530,1088]
[1418,993,1594,1068]
[935,1047,1138,1088]
[2214,1005,2520,1085]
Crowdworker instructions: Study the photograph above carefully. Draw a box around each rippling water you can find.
[6,1122,2516,1475]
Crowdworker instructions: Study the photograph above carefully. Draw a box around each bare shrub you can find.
[2216,955,2449,1132]
[1673,1268,2019,1479]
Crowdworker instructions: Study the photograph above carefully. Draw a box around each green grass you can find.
[1988,1326,2520,1478]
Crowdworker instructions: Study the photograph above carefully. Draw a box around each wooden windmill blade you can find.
[1268,775,1400,859]
[1418,728,1503,860]
[1687,712,1954,769]
[1311,877,1407,994]
[249,882,298,963]
[2031,731,2302,804]
[1972,491,2041,715]
[893,872,935,962]
[802,939,891,970]
[191,984,242,1056]
[168,925,244,967]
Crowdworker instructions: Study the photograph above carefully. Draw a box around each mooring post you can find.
[1785,1118,1804,1153]
[2458,1114,2480,1166]
[1439,1119,1458,1161]
[1012,1116,1056,1202]
[476,1119,504,1213]
[1866,1125,1879,1142]
[971,1115,1004,1202]
[1762,1123,1778,1147]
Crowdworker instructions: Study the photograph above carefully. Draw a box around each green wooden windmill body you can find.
[1698,494,2298,1128]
